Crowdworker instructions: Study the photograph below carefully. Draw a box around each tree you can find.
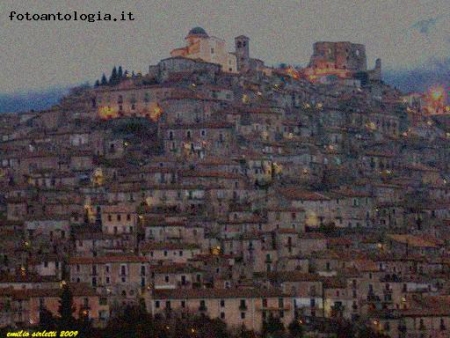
[118,66,123,79]
[262,313,285,338]
[39,307,56,330]
[101,73,108,86]
[102,304,155,338]
[58,284,76,329]
[287,319,304,338]
[109,66,118,86]
[94,80,100,87]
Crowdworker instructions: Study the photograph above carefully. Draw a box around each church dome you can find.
[187,27,208,37]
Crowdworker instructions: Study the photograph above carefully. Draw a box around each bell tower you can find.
[235,35,250,72]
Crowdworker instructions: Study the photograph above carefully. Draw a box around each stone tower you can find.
[235,35,250,72]
[309,42,367,72]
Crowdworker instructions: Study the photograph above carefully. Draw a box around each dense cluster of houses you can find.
[1,28,450,337]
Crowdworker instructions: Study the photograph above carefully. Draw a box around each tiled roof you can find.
[153,287,286,300]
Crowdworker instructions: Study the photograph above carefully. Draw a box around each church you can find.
[170,27,260,73]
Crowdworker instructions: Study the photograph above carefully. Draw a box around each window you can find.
[220,300,225,307]
[220,312,225,319]
[240,312,245,319]
[155,301,160,308]
[181,301,185,308]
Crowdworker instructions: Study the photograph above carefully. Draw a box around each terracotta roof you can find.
[139,242,201,252]
[387,234,443,248]
[68,255,148,265]
[278,188,330,201]
[153,287,286,300]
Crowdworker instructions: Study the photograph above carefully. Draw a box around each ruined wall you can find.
[309,41,367,72]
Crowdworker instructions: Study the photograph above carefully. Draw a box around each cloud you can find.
[410,16,442,36]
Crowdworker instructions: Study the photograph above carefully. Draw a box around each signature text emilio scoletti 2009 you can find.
[9,10,135,22]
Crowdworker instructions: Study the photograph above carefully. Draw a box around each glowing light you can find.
[366,122,376,130]
[430,86,444,101]
[286,66,300,79]
[149,102,163,121]
[98,106,117,119]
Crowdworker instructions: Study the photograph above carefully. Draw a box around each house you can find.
[147,288,294,332]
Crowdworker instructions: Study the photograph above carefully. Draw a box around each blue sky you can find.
[1,0,449,94]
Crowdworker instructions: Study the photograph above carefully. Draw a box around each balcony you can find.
[256,304,291,311]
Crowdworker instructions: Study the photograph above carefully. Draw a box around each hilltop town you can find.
[1,27,450,337]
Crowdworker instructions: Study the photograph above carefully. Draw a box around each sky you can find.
[1,0,449,95]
